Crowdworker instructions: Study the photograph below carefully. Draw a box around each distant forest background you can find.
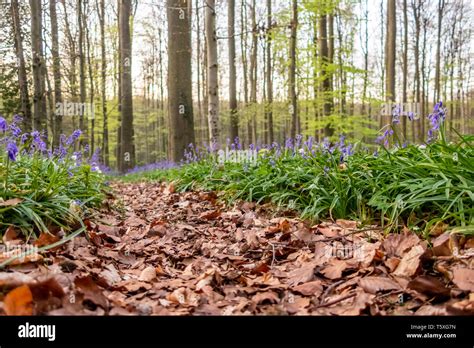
[0,0,472,172]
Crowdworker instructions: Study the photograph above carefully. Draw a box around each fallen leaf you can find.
[0,198,23,207]
[392,245,425,277]
[34,232,60,248]
[382,232,420,257]
[252,291,280,305]
[4,284,33,315]
[407,275,450,299]
[431,232,451,256]
[358,276,401,294]
[74,276,108,309]
[415,305,447,315]
[451,267,474,292]
[287,261,318,285]
[199,210,221,220]
[321,259,349,280]
[2,226,18,243]
[292,280,323,296]
[446,299,474,315]
[336,219,357,229]
[139,266,157,282]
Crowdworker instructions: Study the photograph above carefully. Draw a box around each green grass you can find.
[122,134,474,237]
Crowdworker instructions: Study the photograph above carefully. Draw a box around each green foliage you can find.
[0,146,106,239]
[125,134,474,236]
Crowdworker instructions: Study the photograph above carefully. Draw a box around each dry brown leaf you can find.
[382,232,420,257]
[199,210,221,220]
[2,226,18,243]
[287,261,318,285]
[0,198,23,207]
[446,299,474,315]
[358,276,401,294]
[291,280,323,296]
[335,219,357,229]
[139,266,157,282]
[74,276,108,309]
[392,245,425,277]
[407,275,450,299]
[4,284,33,315]
[431,232,451,256]
[34,232,60,248]
[321,259,349,280]
[252,291,280,305]
[452,267,474,292]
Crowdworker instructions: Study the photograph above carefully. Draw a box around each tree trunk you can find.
[167,0,195,162]
[402,0,408,139]
[265,0,274,143]
[385,0,396,102]
[98,0,109,166]
[30,0,47,132]
[228,0,238,141]
[434,0,445,103]
[205,0,219,148]
[119,0,135,172]
[78,0,87,136]
[289,0,298,139]
[50,0,62,147]
[319,14,333,136]
[11,0,32,131]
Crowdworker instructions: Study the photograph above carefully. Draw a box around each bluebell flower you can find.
[0,116,7,132]
[6,142,18,161]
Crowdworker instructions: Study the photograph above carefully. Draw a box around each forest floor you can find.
[0,181,473,316]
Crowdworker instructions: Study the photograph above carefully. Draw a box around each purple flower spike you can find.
[7,142,18,161]
[0,116,7,132]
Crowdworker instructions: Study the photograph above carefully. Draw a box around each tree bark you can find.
[228,0,238,142]
[11,0,32,131]
[265,0,274,143]
[98,0,109,166]
[30,0,47,132]
[167,0,195,162]
[289,0,298,139]
[205,0,219,148]
[119,0,135,171]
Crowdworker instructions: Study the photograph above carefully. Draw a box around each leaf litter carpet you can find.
[0,182,473,316]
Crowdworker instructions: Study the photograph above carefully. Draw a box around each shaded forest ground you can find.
[0,181,473,316]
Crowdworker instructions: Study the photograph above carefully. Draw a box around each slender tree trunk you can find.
[240,0,250,144]
[289,0,298,138]
[319,14,333,136]
[30,0,47,132]
[434,0,445,103]
[50,0,62,147]
[206,0,219,148]
[413,1,421,142]
[85,2,95,154]
[119,0,135,171]
[98,0,109,166]
[78,0,87,136]
[249,0,257,144]
[228,0,238,141]
[167,0,195,162]
[195,0,203,146]
[385,0,396,102]
[265,0,274,143]
[11,0,32,131]
[402,0,408,139]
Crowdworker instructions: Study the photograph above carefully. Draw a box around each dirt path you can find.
[0,181,472,315]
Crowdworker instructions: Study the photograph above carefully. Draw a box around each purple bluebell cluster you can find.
[427,101,446,142]
[0,114,102,174]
